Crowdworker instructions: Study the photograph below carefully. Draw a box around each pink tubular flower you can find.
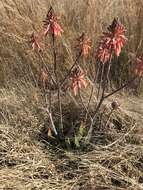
[104,18,127,56]
[134,56,143,77]
[77,33,91,58]
[43,7,64,37]
[96,18,127,64]
[30,32,42,52]
[70,67,88,96]
[95,45,112,64]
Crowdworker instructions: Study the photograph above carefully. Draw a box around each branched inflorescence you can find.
[29,9,142,141]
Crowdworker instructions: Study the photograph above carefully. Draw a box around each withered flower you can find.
[70,67,88,96]
[111,101,120,110]
[30,32,43,52]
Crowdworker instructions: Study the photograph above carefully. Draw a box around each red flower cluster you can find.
[95,45,112,64]
[77,33,91,58]
[70,67,87,96]
[134,56,143,76]
[96,18,127,64]
[43,7,64,37]
[30,32,42,52]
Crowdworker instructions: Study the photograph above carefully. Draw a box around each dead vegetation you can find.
[0,83,143,190]
[0,0,143,189]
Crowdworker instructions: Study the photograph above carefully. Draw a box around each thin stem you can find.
[52,33,58,80]
[88,76,137,140]
[58,86,63,130]
[93,76,137,122]
[85,63,100,122]
[60,51,82,87]
[78,88,92,121]
[104,76,137,99]
[106,60,112,90]
[40,107,58,135]
[38,52,57,86]
[97,63,105,100]
[86,84,105,141]
[93,54,113,119]
[86,53,113,141]
[93,83,106,120]
[48,81,52,112]
[51,32,63,130]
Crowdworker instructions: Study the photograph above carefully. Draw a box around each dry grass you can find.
[0,0,143,189]
[0,0,143,85]
[0,83,143,190]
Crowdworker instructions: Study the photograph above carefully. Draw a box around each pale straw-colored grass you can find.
[0,1,143,189]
